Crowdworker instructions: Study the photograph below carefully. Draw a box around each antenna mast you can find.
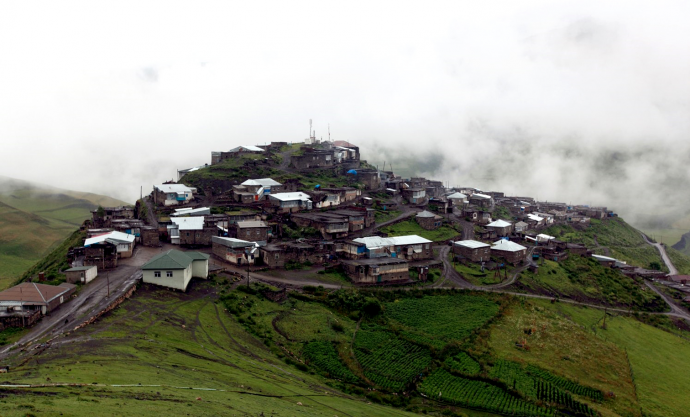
[328,124,331,142]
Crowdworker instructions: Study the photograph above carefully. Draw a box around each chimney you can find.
[39,272,45,282]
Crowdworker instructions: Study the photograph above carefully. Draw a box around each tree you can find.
[96,205,105,218]
[649,261,661,271]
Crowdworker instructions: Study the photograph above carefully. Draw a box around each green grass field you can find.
[513,256,666,311]
[380,218,460,241]
[1,283,418,417]
[0,176,128,289]
[532,300,690,417]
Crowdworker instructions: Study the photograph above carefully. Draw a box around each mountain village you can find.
[2,131,687,334]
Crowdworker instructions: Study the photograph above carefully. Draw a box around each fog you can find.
[0,1,688,229]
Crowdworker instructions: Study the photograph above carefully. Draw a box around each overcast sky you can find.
[1,1,688,226]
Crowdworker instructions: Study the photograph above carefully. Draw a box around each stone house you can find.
[469,193,494,209]
[332,208,375,230]
[228,220,270,243]
[491,240,528,264]
[269,192,313,213]
[401,188,426,204]
[320,187,361,203]
[447,192,468,206]
[153,184,196,206]
[291,149,335,170]
[260,242,328,269]
[84,231,136,258]
[291,212,350,239]
[169,217,216,246]
[141,249,209,291]
[90,206,135,227]
[341,258,409,284]
[452,240,491,263]
[416,210,443,230]
[211,145,265,165]
[64,265,98,284]
[351,235,433,260]
[211,236,260,265]
[84,242,119,269]
[308,191,341,209]
[514,221,529,233]
[357,170,381,190]
[141,226,160,247]
[233,178,282,203]
[486,219,513,237]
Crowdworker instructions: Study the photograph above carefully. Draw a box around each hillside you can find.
[4,281,690,416]
[0,176,129,289]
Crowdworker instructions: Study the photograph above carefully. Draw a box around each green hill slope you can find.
[0,176,129,289]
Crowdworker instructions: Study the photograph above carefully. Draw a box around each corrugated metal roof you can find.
[454,240,490,249]
[241,178,281,187]
[65,266,96,272]
[527,214,544,221]
[353,235,432,249]
[536,234,555,241]
[491,240,527,252]
[212,236,257,248]
[85,231,135,246]
[171,217,205,230]
[416,210,437,218]
[154,184,194,193]
[447,192,467,199]
[472,193,492,199]
[592,254,618,262]
[172,207,211,216]
[228,145,264,153]
[269,192,311,202]
[487,220,512,227]
[237,220,269,228]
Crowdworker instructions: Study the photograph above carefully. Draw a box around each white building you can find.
[84,231,136,258]
[141,249,209,291]
[154,184,196,206]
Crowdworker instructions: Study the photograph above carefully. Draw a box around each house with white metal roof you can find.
[153,184,195,206]
[491,239,528,264]
[84,231,136,258]
[453,240,491,262]
[172,207,211,217]
[350,235,433,260]
[446,192,468,205]
[486,219,513,236]
[168,217,215,246]
[233,178,283,203]
[212,236,260,265]
[416,210,443,230]
[269,192,312,213]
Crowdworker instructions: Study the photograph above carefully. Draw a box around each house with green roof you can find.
[141,249,209,291]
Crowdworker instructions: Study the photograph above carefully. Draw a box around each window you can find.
[166,271,173,277]
[154,271,161,277]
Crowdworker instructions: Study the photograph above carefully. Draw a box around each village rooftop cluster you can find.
[2,133,688,331]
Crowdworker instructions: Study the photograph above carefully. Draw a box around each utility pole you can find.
[107,272,110,298]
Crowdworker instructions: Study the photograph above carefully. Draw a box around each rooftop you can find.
[0,282,76,305]
[491,240,527,252]
[171,217,205,231]
[353,235,432,249]
[454,240,490,249]
[84,231,135,247]
[269,192,312,202]
[227,145,264,153]
[154,184,194,193]
[241,178,281,187]
[487,220,512,228]
[141,250,208,270]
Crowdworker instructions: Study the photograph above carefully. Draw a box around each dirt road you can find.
[642,233,678,275]
[0,245,171,360]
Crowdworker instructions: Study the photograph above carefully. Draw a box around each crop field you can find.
[0,283,417,417]
[353,324,432,392]
[303,341,359,383]
[487,301,640,416]
[419,369,552,416]
[385,294,500,343]
[488,360,598,415]
[444,352,481,375]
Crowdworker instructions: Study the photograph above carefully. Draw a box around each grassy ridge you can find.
[0,176,128,289]
[381,218,460,242]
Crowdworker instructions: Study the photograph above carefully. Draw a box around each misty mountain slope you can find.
[0,176,129,289]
